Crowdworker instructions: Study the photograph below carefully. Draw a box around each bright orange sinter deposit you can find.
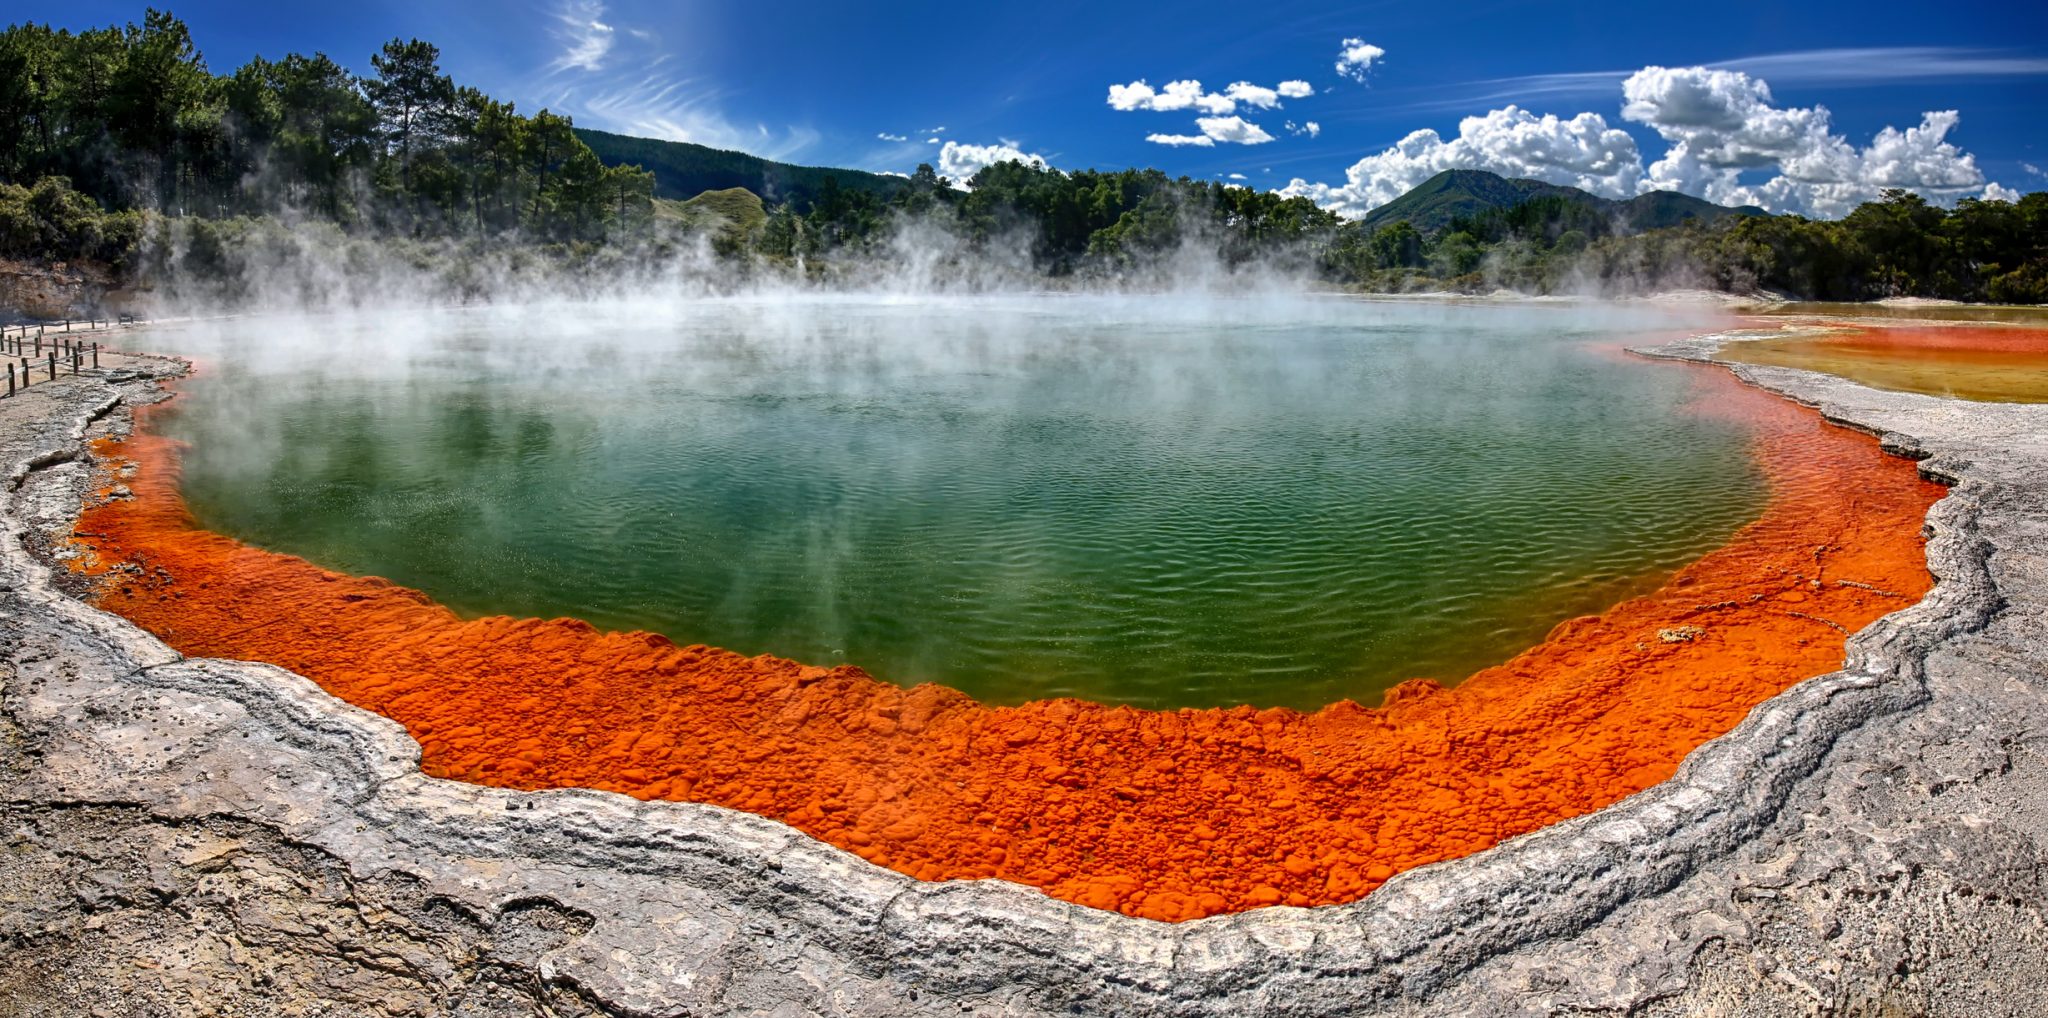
[1721,322,2048,402]
[70,363,1944,922]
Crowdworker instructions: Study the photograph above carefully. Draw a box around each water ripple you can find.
[158,298,1762,711]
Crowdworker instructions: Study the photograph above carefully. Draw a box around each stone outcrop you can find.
[0,258,124,320]
[2,331,2044,1016]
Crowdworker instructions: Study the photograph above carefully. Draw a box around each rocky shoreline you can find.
[3,331,2044,1016]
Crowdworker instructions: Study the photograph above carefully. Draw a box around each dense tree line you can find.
[1311,188,2048,303]
[0,9,654,246]
[752,161,1341,278]
[1,9,2042,304]
[746,160,2046,302]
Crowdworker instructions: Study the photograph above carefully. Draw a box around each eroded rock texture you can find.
[2,332,2045,1016]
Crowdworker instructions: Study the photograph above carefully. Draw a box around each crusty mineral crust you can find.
[2,331,2044,1017]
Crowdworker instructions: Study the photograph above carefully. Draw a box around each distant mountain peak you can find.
[1362,169,1764,234]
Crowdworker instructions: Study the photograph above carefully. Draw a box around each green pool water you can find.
[148,296,1763,710]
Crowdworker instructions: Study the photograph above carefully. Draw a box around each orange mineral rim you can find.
[67,356,1943,921]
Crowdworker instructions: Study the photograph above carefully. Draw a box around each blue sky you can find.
[16,0,2048,216]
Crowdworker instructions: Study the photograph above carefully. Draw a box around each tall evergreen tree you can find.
[363,37,452,199]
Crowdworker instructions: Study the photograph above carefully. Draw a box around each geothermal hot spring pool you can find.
[148,296,1757,710]
[83,295,1944,919]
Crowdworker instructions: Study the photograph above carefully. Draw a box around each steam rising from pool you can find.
[136,295,1760,709]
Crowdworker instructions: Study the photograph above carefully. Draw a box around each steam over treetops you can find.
[0,8,2045,305]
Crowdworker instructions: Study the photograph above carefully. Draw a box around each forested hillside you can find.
[1,8,2044,305]
[1360,170,1766,234]
[0,10,655,252]
[576,128,903,211]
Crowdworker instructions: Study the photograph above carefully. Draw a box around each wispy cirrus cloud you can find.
[547,0,615,72]
[533,0,818,161]
[1715,47,2048,85]
[549,67,820,160]
[1390,46,2048,115]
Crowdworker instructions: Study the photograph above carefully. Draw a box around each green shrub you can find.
[0,176,147,265]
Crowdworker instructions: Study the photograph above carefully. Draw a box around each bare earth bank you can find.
[1,330,2045,1017]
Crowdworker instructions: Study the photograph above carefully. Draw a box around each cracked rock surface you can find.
[2,334,2044,1016]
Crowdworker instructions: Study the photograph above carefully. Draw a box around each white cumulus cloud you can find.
[1146,133,1215,147]
[1984,181,2023,202]
[877,132,907,142]
[1198,115,1275,145]
[1621,65,1990,217]
[1285,120,1321,138]
[1108,77,1317,117]
[1108,79,1236,114]
[1279,64,2009,220]
[1224,81,1283,109]
[1278,105,1641,217]
[937,140,1050,184]
[1107,80,1162,111]
[1336,38,1386,82]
